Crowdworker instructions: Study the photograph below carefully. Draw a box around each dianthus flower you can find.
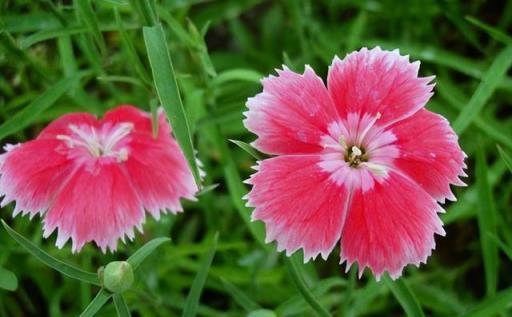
[0,105,197,252]
[244,47,466,279]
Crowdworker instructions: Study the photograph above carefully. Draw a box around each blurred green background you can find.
[1,0,512,316]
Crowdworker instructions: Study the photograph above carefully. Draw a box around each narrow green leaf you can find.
[383,275,425,317]
[248,310,277,317]
[150,98,159,138]
[96,76,145,87]
[347,10,368,52]
[0,74,80,141]
[181,233,218,317]
[75,0,106,54]
[129,0,157,26]
[1,220,100,285]
[79,289,112,317]
[466,16,512,45]
[0,266,18,291]
[285,256,332,317]
[113,294,131,317]
[126,237,170,270]
[220,277,261,312]
[453,45,512,134]
[460,287,512,317]
[143,24,201,185]
[229,139,263,160]
[20,26,87,49]
[476,143,498,296]
[210,69,262,86]
[497,145,512,174]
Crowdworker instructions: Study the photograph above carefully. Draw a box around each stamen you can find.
[357,112,381,143]
[361,162,388,177]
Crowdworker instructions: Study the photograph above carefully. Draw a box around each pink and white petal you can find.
[340,171,445,280]
[328,47,434,127]
[0,139,72,217]
[246,155,350,261]
[244,66,339,155]
[124,131,197,218]
[43,163,145,253]
[389,109,466,202]
[37,113,98,140]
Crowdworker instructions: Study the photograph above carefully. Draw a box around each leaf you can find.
[75,0,106,54]
[143,24,202,185]
[0,74,80,141]
[181,232,218,317]
[79,289,112,317]
[383,275,426,317]
[113,294,132,317]
[248,310,277,317]
[476,143,498,296]
[285,255,332,317]
[220,277,261,312]
[460,287,512,317]
[497,145,512,174]
[229,139,263,160]
[453,45,512,134]
[0,266,18,291]
[1,220,100,285]
[126,237,170,270]
[466,16,512,45]
[210,69,262,87]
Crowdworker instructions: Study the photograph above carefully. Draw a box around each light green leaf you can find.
[1,220,100,285]
[453,45,512,134]
[460,287,512,317]
[229,139,263,160]
[0,266,18,291]
[79,289,112,317]
[497,145,512,174]
[113,294,131,317]
[220,277,261,312]
[181,233,218,317]
[0,74,80,141]
[476,143,498,296]
[126,237,170,270]
[383,275,425,317]
[143,24,202,185]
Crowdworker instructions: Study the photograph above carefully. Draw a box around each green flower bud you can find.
[101,261,134,293]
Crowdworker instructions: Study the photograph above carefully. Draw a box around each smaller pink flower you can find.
[0,105,197,252]
[244,47,467,280]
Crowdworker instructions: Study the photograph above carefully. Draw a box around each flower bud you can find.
[101,261,134,293]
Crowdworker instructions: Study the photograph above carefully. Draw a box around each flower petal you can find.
[102,105,156,135]
[244,66,339,155]
[43,163,144,253]
[0,139,72,217]
[247,155,350,261]
[389,109,466,202]
[327,47,434,127]
[340,171,445,280]
[37,113,98,140]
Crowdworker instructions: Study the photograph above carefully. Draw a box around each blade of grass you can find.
[126,237,170,270]
[210,69,262,86]
[1,220,100,285]
[466,16,512,45]
[79,289,112,317]
[229,139,263,160]
[285,255,332,317]
[475,142,498,296]
[453,45,512,134]
[0,267,18,291]
[143,24,201,185]
[0,74,80,141]
[460,287,512,317]
[113,294,131,317]
[75,0,106,54]
[383,275,425,317]
[497,145,512,173]
[220,277,261,312]
[181,232,218,317]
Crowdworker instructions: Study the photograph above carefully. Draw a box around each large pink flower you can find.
[0,105,197,252]
[244,47,466,280]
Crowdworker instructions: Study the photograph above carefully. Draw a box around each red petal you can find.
[247,155,349,261]
[340,171,445,280]
[43,163,144,253]
[389,109,466,202]
[328,47,434,127]
[244,66,339,155]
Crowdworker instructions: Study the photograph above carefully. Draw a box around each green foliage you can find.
[1,1,512,316]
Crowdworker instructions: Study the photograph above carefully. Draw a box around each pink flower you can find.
[244,47,467,280]
[0,105,197,252]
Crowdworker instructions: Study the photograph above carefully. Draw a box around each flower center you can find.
[57,123,133,162]
[344,145,368,167]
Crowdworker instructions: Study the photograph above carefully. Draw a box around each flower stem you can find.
[285,256,333,317]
